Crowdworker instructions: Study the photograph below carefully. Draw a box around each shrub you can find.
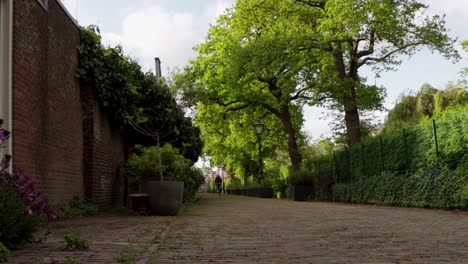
[1,119,56,249]
[63,234,89,251]
[0,182,40,249]
[55,195,97,219]
[0,242,8,263]
[288,169,316,186]
[331,163,467,209]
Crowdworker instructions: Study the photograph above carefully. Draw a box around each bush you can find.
[0,242,8,263]
[288,169,316,186]
[63,234,89,251]
[331,163,467,209]
[55,195,97,219]
[0,182,40,249]
[1,119,55,249]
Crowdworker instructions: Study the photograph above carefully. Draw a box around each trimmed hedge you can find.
[305,105,468,209]
[331,157,468,209]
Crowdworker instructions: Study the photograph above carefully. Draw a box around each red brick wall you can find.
[12,0,83,204]
[82,85,127,210]
[12,0,126,209]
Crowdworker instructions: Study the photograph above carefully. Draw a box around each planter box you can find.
[241,189,248,196]
[288,185,313,201]
[129,194,149,213]
[248,188,259,197]
[143,181,184,215]
[256,187,274,198]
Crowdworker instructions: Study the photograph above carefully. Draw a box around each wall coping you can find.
[56,0,80,29]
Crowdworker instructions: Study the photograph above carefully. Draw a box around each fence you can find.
[306,108,467,183]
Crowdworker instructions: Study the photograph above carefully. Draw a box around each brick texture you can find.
[12,0,126,209]
[82,85,127,210]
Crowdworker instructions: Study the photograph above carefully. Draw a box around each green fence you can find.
[306,108,468,183]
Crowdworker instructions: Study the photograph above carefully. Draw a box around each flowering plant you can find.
[0,119,57,221]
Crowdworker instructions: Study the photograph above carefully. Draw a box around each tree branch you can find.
[356,30,375,58]
[358,41,427,67]
[294,0,326,9]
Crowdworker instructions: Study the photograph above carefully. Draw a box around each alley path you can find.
[151,194,468,263]
[6,194,468,263]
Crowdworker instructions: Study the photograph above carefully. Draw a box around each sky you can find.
[61,0,468,141]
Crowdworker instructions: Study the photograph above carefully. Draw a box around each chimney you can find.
[155,57,161,81]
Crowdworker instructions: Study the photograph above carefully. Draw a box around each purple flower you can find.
[0,129,10,141]
[0,127,57,222]
[1,154,11,170]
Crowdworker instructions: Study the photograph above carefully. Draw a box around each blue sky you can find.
[62,0,468,140]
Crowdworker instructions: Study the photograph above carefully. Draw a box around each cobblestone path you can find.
[151,194,468,263]
[6,194,468,263]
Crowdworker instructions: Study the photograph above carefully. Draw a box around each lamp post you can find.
[253,118,264,181]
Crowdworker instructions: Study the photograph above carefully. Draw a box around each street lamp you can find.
[253,118,264,181]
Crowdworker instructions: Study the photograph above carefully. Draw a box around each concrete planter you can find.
[143,181,184,215]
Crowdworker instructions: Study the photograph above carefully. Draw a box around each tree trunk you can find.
[343,82,361,145]
[333,47,361,145]
[279,105,302,173]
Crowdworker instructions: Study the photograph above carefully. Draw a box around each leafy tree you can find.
[77,26,202,163]
[295,0,459,144]
[187,0,320,172]
[195,101,288,182]
[384,83,468,131]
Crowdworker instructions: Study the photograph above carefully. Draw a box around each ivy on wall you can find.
[76,26,203,163]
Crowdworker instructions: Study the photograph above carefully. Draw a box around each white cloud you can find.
[99,1,235,75]
[101,5,198,74]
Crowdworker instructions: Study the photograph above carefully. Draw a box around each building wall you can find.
[12,0,126,208]
[82,85,127,210]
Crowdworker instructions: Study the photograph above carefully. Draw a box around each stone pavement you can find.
[6,194,468,263]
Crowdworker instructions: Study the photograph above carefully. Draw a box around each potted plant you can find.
[288,169,316,201]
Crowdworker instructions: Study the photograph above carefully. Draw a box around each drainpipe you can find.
[1,0,13,173]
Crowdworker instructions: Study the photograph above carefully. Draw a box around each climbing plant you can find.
[76,26,203,163]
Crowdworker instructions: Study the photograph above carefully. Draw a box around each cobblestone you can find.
[6,194,468,263]
[152,194,468,263]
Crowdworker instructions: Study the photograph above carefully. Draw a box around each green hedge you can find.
[331,157,468,209]
[308,106,467,183]
[305,105,467,209]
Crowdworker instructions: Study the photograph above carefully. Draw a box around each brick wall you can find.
[12,0,126,209]
[82,85,127,210]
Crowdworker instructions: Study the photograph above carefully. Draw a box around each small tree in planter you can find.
[288,169,316,201]
[124,116,202,215]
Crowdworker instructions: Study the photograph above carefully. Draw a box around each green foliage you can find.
[295,0,458,144]
[63,234,89,251]
[55,195,98,219]
[0,242,8,263]
[121,144,204,202]
[311,106,467,183]
[306,106,467,209]
[0,182,40,249]
[77,26,202,163]
[47,257,81,264]
[385,83,467,130]
[186,0,313,171]
[77,25,142,128]
[331,163,468,209]
[288,169,316,186]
